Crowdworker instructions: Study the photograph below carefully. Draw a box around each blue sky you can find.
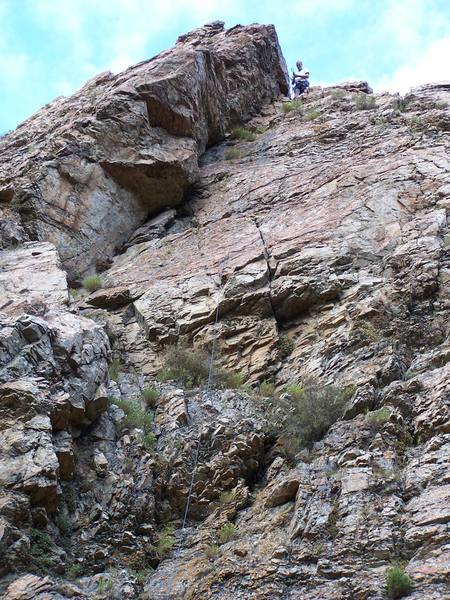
[1,0,449,132]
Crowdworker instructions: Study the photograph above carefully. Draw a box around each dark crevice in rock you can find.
[250,215,279,328]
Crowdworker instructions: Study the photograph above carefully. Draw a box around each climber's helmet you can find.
[296,59,303,70]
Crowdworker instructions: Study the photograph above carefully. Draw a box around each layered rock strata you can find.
[0,21,449,600]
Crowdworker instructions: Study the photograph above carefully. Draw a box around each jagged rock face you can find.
[100,82,450,386]
[0,21,288,280]
[0,242,109,577]
[1,22,450,600]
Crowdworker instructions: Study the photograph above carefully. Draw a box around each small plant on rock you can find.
[265,378,349,457]
[282,100,302,114]
[230,126,256,141]
[277,335,294,359]
[82,274,102,292]
[108,357,122,381]
[284,383,304,400]
[143,431,157,450]
[258,380,276,397]
[331,89,346,99]
[360,322,383,342]
[305,109,320,121]
[112,397,153,433]
[160,345,209,388]
[67,563,83,579]
[355,94,376,110]
[219,370,246,390]
[130,568,151,586]
[204,543,221,559]
[97,576,114,593]
[155,525,176,559]
[218,522,238,544]
[156,368,173,382]
[224,147,241,160]
[142,386,159,407]
[366,407,391,431]
[385,564,413,598]
[160,343,240,390]
[55,511,72,537]
[29,529,56,574]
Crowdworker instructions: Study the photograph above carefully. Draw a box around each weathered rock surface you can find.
[0,242,109,577]
[0,22,449,600]
[0,21,287,280]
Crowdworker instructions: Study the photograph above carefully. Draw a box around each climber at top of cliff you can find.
[292,59,310,98]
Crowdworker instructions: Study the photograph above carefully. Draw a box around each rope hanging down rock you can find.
[181,265,226,529]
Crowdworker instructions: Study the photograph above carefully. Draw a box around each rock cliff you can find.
[0,22,449,600]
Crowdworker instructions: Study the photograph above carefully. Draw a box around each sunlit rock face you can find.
[0,21,288,280]
[1,21,449,600]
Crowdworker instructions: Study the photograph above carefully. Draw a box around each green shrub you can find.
[112,397,153,433]
[255,126,268,134]
[265,378,349,455]
[143,431,157,450]
[224,148,241,160]
[108,357,122,381]
[327,499,340,539]
[205,543,221,559]
[161,345,209,388]
[155,525,176,559]
[230,126,256,141]
[82,274,102,292]
[258,380,276,397]
[97,576,114,593]
[160,344,240,390]
[393,98,407,112]
[444,234,450,247]
[408,116,424,132]
[366,407,391,431]
[130,568,151,585]
[156,368,173,382]
[277,336,294,359]
[55,511,72,537]
[331,89,346,99]
[385,564,413,598]
[218,522,238,544]
[29,529,55,574]
[435,100,448,109]
[340,384,357,402]
[284,383,304,400]
[67,563,83,578]
[219,370,246,390]
[355,94,376,110]
[80,478,94,493]
[282,100,302,114]
[142,386,159,407]
[305,109,320,121]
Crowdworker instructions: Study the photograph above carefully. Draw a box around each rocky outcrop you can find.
[94,82,450,386]
[0,22,449,600]
[0,241,109,577]
[0,21,287,280]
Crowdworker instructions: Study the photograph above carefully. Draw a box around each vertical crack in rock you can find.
[251,214,279,328]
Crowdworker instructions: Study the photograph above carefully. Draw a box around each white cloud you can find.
[370,0,450,93]
[30,0,240,77]
[291,0,356,18]
[374,36,450,94]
